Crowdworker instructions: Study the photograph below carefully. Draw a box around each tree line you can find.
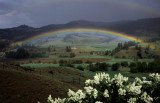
[5,48,47,59]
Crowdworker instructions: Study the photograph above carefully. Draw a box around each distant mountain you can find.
[0,18,160,43]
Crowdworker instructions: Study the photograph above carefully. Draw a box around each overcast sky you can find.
[0,0,160,28]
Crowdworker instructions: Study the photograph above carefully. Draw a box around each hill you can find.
[0,17,160,50]
[0,18,160,41]
[0,64,90,103]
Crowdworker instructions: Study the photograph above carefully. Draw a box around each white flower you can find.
[149,73,160,82]
[103,89,109,98]
[54,98,66,103]
[84,86,98,99]
[68,89,75,97]
[155,73,160,82]
[127,82,142,95]
[68,89,86,102]
[93,73,111,85]
[85,79,93,86]
[142,77,146,80]
[135,77,152,85]
[142,80,152,85]
[111,73,128,87]
[127,98,137,103]
[94,75,100,84]
[141,92,153,103]
[93,89,98,99]
[84,86,93,95]
[118,88,126,95]
[149,73,155,78]
[95,101,103,103]
[48,94,54,103]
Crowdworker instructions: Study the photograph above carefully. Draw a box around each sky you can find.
[0,0,160,28]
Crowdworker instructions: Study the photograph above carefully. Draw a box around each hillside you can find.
[0,18,160,45]
[0,64,90,103]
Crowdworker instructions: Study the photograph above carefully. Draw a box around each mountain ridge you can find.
[0,17,160,43]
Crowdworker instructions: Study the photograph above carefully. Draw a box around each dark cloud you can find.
[0,0,160,28]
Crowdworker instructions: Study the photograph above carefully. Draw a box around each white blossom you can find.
[95,101,103,103]
[85,79,93,86]
[103,89,109,98]
[142,80,152,85]
[111,73,128,87]
[46,73,160,103]
[84,86,93,95]
[135,77,152,85]
[155,73,160,82]
[149,73,155,78]
[142,77,146,80]
[94,75,100,84]
[68,89,86,102]
[141,92,153,103]
[94,73,111,84]
[149,73,160,82]
[54,98,66,103]
[93,89,98,99]
[48,94,54,103]
[127,82,142,95]
[118,88,126,95]
[127,98,137,103]
[135,77,142,85]
[68,89,75,97]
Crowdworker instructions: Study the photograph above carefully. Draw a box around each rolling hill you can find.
[0,18,160,49]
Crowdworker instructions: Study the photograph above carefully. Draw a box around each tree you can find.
[137,46,143,59]
[77,65,84,71]
[59,59,67,66]
[6,48,29,59]
[66,46,71,52]
[70,52,75,58]
[129,62,136,68]
[111,63,120,71]
[121,61,128,67]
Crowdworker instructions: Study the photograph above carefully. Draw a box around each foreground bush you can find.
[47,73,160,103]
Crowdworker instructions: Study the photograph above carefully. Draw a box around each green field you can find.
[21,63,59,67]
[21,61,150,81]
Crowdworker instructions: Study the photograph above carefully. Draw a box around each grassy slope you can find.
[0,64,90,103]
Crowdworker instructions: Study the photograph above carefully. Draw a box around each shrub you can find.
[53,60,57,64]
[66,63,74,68]
[95,62,109,71]
[29,60,32,63]
[38,60,41,63]
[111,63,120,71]
[46,73,160,103]
[121,61,128,67]
[130,67,138,73]
[72,60,83,64]
[59,59,67,66]
[85,60,92,64]
[70,53,75,58]
[88,63,97,72]
[129,62,136,68]
[76,65,84,71]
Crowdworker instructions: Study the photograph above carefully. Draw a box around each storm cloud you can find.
[0,0,160,28]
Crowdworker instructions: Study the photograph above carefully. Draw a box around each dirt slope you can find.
[0,69,70,103]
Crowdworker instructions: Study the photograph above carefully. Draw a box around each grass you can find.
[105,56,154,64]
[49,55,59,58]
[21,63,59,67]
[75,55,107,58]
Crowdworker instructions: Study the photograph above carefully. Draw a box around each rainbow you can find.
[15,28,155,49]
